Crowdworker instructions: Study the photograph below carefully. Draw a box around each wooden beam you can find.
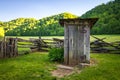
[64,24,69,65]
[91,35,120,49]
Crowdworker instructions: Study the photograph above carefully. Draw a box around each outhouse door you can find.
[64,24,90,66]
[68,25,78,65]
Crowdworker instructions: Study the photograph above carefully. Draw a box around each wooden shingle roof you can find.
[59,18,98,29]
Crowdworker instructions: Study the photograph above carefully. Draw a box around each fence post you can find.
[0,42,3,58]
[14,37,18,56]
[3,37,6,58]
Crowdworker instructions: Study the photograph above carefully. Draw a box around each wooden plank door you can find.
[68,25,78,65]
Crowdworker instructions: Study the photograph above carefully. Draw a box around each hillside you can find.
[1,0,120,36]
[81,0,120,34]
[0,12,77,36]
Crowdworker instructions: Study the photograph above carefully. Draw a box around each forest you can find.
[0,13,77,36]
[0,0,120,36]
[81,0,120,34]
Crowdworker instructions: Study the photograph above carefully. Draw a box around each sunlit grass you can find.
[0,53,120,80]
[62,53,120,80]
[90,35,120,42]
[7,35,120,42]
[1,35,119,80]
[0,52,57,80]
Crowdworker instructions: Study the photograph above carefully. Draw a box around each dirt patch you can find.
[90,58,98,66]
[51,68,74,78]
[51,59,97,78]
[51,65,81,78]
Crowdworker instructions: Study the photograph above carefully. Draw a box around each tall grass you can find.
[0,35,119,80]
[0,52,57,80]
[62,53,120,80]
[7,35,120,42]
[0,53,120,80]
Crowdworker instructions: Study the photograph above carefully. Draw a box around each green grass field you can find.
[0,53,57,80]
[0,35,120,80]
[90,35,120,42]
[63,53,120,80]
[0,53,120,80]
[17,35,120,54]
[8,35,120,42]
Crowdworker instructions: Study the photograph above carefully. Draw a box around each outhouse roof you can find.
[59,18,98,29]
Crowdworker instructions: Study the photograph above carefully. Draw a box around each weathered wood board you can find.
[60,18,98,66]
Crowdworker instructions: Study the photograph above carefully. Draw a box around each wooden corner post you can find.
[59,18,98,66]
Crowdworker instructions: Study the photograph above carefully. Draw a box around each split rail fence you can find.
[0,37,18,58]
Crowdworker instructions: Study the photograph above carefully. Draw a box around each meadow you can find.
[0,35,120,80]
[9,35,120,42]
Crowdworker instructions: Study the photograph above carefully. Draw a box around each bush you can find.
[48,48,64,62]
[0,27,4,40]
[24,51,30,55]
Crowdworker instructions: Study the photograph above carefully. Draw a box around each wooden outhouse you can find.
[59,18,98,66]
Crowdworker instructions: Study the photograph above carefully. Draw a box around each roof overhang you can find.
[59,18,98,29]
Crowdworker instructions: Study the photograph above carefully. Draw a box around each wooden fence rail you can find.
[0,38,18,58]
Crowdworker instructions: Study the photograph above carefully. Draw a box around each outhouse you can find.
[59,18,98,66]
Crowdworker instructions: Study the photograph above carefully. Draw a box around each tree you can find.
[0,27,4,40]
[81,0,120,34]
[4,12,77,36]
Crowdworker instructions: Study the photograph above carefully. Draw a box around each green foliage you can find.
[1,0,120,36]
[48,48,64,62]
[24,51,30,55]
[18,41,32,55]
[0,52,57,80]
[0,27,4,40]
[0,49,120,80]
[18,48,31,55]
[81,0,120,34]
[0,12,77,36]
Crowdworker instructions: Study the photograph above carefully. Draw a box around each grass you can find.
[0,52,57,80]
[0,35,120,80]
[17,35,120,54]
[18,42,33,45]
[18,48,31,55]
[18,42,33,54]
[0,53,120,80]
[7,36,39,40]
[90,35,120,42]
[7,36,64,40]
[62,53,120,80]
[7,35,120,42]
